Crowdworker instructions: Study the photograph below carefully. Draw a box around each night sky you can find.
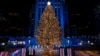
[0,0,99,36]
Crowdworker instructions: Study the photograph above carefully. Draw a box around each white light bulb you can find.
[91,43,94,45]
[1,43,5,45]
[47,1,51,5]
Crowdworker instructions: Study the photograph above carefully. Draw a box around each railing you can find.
[0,35,100,47]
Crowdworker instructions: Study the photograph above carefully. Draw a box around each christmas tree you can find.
[36,2,62,48]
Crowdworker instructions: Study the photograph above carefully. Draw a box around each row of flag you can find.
[0,48,72,56]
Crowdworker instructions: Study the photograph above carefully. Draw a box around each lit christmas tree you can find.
[36,2,62,48]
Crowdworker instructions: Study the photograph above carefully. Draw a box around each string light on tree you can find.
[36,2,62,48]
[36,1,62,56]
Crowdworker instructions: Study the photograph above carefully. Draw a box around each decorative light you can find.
[88,40,90,43]
[28,40,31,44]
[81,41,83,43]
[47,1,51,5]
[13,42,17,45]
[8,40,10,42]
[67,37,70,38]
[22,41,26,44]
[28,36,31,38]
[79,42,82,45]
[91,43,94,45]
[18,41,23,44]
[35,45,38,48]
[67,40,70,43]
[1,43,5,45]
